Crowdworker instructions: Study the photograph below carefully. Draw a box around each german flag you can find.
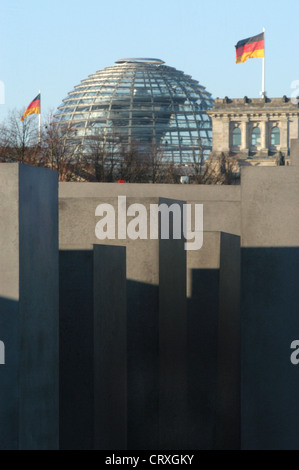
[21,93,41,121]
[235,33,265,64]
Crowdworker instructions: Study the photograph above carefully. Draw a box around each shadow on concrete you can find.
[60,259,159,451]
[59,250,94,451]
[0,297,19,450]
[59,259,241,451]
[60,265,160,451]
[187,264,241,451]
[127,280,159,450]
[187,269,219,450]
[241,247,299,450]
[1,263,241,451]
[0,296,58,450]
[3,246,299,450]
[60,249,127,451]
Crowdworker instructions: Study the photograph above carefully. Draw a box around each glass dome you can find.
[55,58,214,164]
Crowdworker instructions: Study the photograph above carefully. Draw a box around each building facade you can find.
[208,96,299,166]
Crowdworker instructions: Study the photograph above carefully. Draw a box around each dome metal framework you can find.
[55,58,214,164]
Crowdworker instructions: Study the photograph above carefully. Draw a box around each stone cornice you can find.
[208,112,297,120]
[207,97,299,117]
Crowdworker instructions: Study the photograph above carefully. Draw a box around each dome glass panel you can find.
[55,58,214,164]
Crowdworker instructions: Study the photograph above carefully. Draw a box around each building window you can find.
[271,126,280,146]
[232,127,241,146]
[251,127,261,146]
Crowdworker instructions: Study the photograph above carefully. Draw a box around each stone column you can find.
[222,117,230,153]
[240,117,249,156]
[280,115,289,155]
[211,116,223,154]
[260,117,269,156]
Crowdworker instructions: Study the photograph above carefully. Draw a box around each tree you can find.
[200,152,239,185]
[117,139,149,183]
[0,112,239,185]
[0,109,41,164]
[42,113,82,181]
[189,138,206,183]
[142,142,179,184]
[81,130,120,182]
[184,139,239,185]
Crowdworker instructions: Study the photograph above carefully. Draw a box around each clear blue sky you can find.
[0,0,299,122]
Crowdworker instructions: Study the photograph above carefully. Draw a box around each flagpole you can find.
[38,90,41,143]
[262,27,266,97]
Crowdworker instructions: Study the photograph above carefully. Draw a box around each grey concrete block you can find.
[241,167,299,248]
[93,245,127,450]
[187,232,240,450]
[59,250,94,450]
[58,185,242,449]
[60,195,159,450]
[126,198,188,450]
[59,195,189,449]
[59,245,127,450]
[59,182,241,204]
[0,164,59,450]
[159,199,187,450]
[241,247,299,450]
[241,166,299,450]
[216,232,241,450]
[127,277,159,450]
[59,183,241,237]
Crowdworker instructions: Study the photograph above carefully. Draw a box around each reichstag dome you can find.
[55,58,214,164]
